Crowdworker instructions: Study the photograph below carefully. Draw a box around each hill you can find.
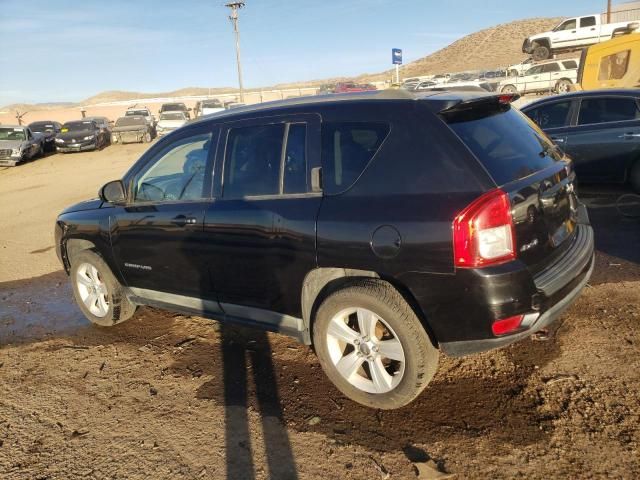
[359,17,562,82]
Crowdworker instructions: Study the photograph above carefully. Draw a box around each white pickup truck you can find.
[523,14,640,61]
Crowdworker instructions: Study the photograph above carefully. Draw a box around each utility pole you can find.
[607,0,612,23]
[225,2,245,103]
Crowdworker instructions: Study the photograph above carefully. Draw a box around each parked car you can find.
[0,125,44,166]
[85,116,112,145]
[334,82,377,93]
[55,120,109,153]
[125,107,156,128]
[410,81,438,91]
[523,14,640,61]
[112,116,154,144]
[28,121,62,152]
[499,59,579,94]
[508,57,535,77]
[55,90,594,410]
[521,89,640,192]
[199,99,225,116]
[159,102,191,120]
[155,111,188,136]
[577,32,640,91]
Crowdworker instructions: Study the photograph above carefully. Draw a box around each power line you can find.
[225,2,246,103]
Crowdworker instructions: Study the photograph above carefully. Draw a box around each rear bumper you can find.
[441,250,594,356]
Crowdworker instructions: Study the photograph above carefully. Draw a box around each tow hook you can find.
[531,328,550,341]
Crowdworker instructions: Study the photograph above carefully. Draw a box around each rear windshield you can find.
[445,105,562,185]
[160,113,185,120]
[126,110,149,117]
[202,100,223,108]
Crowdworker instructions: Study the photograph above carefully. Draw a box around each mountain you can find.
[359,17,562,82]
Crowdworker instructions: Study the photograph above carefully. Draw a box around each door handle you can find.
[551,137,565,143]
[590,27,596,31]
[619,133,640,139]
[171,214,198,226]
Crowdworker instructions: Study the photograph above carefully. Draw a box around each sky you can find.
[0,0,608,105]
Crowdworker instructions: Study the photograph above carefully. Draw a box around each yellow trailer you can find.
[578,32,640,90]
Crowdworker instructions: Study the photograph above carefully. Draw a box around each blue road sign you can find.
[392,48,402,65]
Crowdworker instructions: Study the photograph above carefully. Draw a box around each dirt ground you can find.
[1,146,639,479]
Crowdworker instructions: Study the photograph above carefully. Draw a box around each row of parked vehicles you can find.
[0,99,242,166]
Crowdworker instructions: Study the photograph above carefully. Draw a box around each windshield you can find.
[116,116,146,126]
[160,113,185,120]
[61,121,94,132]
[0,127,26,141]
[29,122,55,133]
[445,105,562,185]
[126,110,149,117]
[161,104,185,111]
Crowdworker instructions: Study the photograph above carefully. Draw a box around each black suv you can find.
[55,91,594,409]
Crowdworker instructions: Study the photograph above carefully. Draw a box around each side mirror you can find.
[100,180,126,204]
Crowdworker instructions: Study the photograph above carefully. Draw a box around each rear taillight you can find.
[453,189,516,268]
[492,315,524,336]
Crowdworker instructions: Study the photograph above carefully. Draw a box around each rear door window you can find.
[580,16,596,28]
[542,63,561,73]
[525,101,573,129]
[562,60,578,69]
[578,97,640,125]
[223,124,285,198]
[321,122,390,194]
[445,106,562,185]
[283,124,307,194]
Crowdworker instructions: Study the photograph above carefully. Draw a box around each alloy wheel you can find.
[76,262,110,317]
[326,307,406,394]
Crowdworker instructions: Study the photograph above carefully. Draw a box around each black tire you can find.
[70,250,136,327]
[143,131,152,143]
[555,79,572,94]
[630,161,640,193]
[532,44,551,61]
[313,279,439,410]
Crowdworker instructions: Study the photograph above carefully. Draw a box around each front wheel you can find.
[70,250,136,326]
[313,279,439,409]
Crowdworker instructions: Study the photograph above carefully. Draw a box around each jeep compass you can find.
[55,90,594,409]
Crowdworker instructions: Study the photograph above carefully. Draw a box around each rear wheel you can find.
[532,44,551,61]
[313,279,439,409]
[555,79,572,94]
[70,250,136,326]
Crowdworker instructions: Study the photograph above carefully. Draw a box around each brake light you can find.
[492,315,524,336]
[453,189,516,268]
[498,93,519,104]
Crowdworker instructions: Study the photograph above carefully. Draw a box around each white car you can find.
[524,14,640,61]
[199,99,225,116]
[155,112,188,136]
[508,58,535,77]
[499,59,579,95]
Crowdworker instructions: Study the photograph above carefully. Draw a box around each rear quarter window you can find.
[525,101,573,129]
[321,122,390,194]
[445,106,562,186]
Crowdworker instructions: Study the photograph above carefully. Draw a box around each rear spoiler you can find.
[437,93,520,116]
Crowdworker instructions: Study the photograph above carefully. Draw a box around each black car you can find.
[28,121,62,152]
[55,90,594,409]
[159,102,191,120]
[521,89,640,192]
[55,120,109,153]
